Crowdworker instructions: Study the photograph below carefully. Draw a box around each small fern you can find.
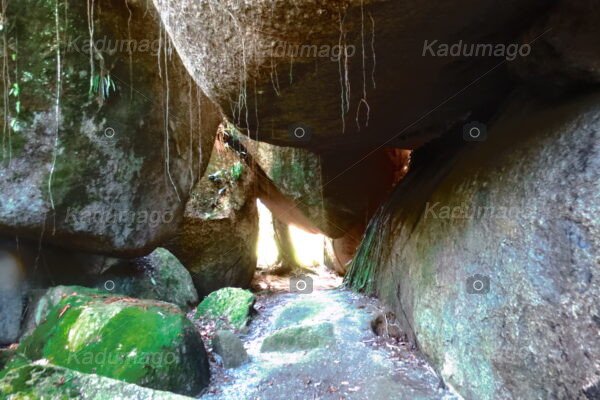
[90,72,117,100]
[230,161,244,181]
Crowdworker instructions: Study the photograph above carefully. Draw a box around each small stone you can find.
[211,330,248,369]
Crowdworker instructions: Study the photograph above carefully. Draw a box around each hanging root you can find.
[337,10,351,133]
[187,74,194,194]
[355,0,371,130]
[125,0,133,100]
[1,0,10,164]
[160,20,181,203]
[369,12,376,89]
[47,0,63,234]
[86,0,95,92]
[198,89,206,168]
[270,55,281,96]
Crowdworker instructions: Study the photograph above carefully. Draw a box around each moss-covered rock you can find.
[195,288,255,330]
[260,323,335,353]
[0,0,220,256]
[0,363,194,399]
[23,286,103,335]
[13,287,209,396]
[95,248,198,309]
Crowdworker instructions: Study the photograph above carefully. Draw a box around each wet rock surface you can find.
[201,289,457,400]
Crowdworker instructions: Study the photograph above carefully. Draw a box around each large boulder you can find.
[12,287,210,396]
[0,363,195,399]
[23,247,200,334]
[153,0,550,152]
[2,240,197,309]
[512,1,600,89]
[166,136,258,296]
[347,91,600,399]
[0,0,220,256]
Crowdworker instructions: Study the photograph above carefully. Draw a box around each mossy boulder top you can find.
[0,362,195,400]
[195,288,255,330]
[11,286,209,396]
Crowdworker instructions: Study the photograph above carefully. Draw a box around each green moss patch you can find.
[195,288,255,330]
[12,287,209,396]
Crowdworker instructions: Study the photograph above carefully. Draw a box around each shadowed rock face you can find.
[354,91,600,399]
[0,0,220,256]
[0,251,24,345]
[511,1,600,90]
[166,137,258,296]
[153,0,549,152]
